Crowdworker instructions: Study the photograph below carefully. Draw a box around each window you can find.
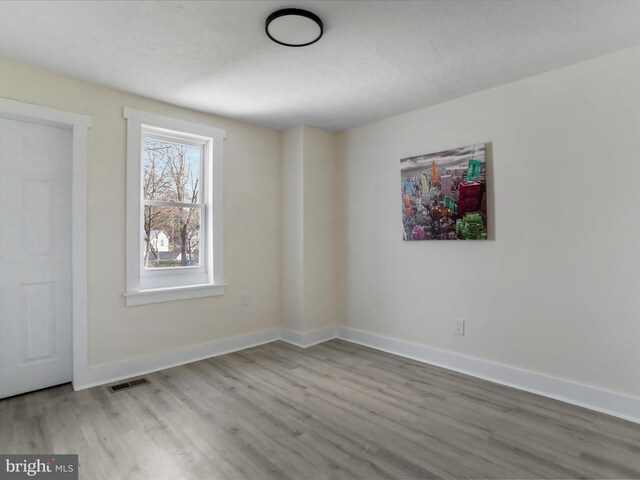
[124,108,225,306]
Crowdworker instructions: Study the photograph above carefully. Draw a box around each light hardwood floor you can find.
[1,340,639,479]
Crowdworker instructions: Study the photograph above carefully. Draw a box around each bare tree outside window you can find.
[142,138,202,268]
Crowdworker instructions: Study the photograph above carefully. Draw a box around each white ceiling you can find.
[1,1,640,132]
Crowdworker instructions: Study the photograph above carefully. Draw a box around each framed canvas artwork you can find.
[401,143,488,241]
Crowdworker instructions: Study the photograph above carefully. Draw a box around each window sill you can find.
[124,283,226,306]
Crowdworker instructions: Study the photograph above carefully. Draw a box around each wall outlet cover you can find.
[453,318,465,336]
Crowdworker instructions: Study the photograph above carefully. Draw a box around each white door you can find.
[0,116,72,399]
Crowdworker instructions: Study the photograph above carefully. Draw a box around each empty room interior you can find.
[1,1,640,479]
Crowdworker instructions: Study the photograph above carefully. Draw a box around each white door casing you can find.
[0,97,90,396]
[0,117,73,398]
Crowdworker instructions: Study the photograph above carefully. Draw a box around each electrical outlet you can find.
[453,318,465,336]
[241,292,249,306]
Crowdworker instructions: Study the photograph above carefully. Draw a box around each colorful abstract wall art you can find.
[401,143,488,241]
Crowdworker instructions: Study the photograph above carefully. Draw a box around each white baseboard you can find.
[72,323,640,425]
[337,326,640,425]
[281,326,338,348]
[75,326,336,390]
[73,328,281,390]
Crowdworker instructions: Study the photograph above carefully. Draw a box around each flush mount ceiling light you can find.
[265,8,323,47]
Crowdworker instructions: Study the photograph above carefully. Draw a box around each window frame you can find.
[123,108,225,306]
[140,131,206,281]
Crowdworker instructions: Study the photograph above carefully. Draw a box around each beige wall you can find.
[281,126,304,331]
[302,126,339,331]
[338,46,640,398]
[281,126,339,333]
[0,57,283,367]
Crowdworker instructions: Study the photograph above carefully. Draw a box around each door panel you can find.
[0,116,72,399]
[24,178,55,255]
[22,282,56,363]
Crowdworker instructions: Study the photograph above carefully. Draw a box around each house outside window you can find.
[124,108,225,306]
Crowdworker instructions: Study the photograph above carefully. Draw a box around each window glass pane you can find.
[143,205,201,268]
[143,137,201,203]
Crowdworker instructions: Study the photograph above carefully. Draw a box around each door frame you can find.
[0,97,91,390]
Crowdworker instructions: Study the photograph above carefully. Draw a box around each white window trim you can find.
[123,108,225,306]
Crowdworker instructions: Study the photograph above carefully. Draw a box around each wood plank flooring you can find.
[1,339,639,479]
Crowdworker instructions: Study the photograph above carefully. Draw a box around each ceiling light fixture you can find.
[265,8,323,47]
